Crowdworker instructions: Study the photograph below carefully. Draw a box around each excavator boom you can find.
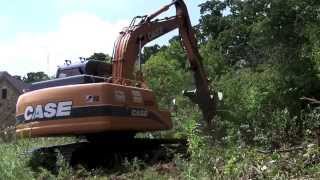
[112,0,216,124]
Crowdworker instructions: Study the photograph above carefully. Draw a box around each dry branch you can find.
[300,97,320,104]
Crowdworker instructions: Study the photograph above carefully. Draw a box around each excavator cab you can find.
[26,60,112,92]
[56,60,112,78]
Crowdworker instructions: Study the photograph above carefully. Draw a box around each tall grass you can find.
[0,130,319,179]
[0,137,76,180]
[0,140,34,180]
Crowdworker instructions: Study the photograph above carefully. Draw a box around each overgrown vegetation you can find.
[1,0,320,179]
[143,0,320,178]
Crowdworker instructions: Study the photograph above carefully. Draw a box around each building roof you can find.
[0,71,29,93]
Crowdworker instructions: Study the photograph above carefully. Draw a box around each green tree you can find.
[195,0,320,143]
[141,45,168,64]
[143,50,191,107]
[23,72,50,83]
[87,52,112,63]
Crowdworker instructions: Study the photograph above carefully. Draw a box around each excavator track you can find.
[28,138,188,172]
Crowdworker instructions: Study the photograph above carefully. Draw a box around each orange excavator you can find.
[15,0,216,142]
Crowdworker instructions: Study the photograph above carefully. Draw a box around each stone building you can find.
[0,71,28,129]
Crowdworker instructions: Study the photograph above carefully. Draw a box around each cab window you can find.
[57,68,82,78]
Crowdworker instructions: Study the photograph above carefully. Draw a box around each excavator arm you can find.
[112,0,216,125]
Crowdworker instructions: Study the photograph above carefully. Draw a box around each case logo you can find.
[24,101,73,121]
[131,108,148,117]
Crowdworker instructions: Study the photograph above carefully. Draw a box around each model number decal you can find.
[131,108,148,117]
[24,101,73,121]
[132,90,143,103]
[114,90,126,103]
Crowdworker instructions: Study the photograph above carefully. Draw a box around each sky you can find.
[0,0,205,76]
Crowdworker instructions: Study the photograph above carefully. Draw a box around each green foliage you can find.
[195,0,320,146]
[143,50,192,107]
[2,137,320,179]
[87,52,112,63]
[141,0,320,149]
[141,44,167,64]
[198,0,320,69]
[215,65,320,146]
[200,38,228,79]
[217,67,278,131]
[0,138,89,180]
[176,125,320,179]
[0,141,34,180]
[23,71,50,83]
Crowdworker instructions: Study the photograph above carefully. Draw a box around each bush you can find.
[214,65,320,146]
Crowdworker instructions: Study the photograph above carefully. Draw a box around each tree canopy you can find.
[22,72,50,83]
[87,52,112,63]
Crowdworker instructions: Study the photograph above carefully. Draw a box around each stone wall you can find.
[0,79,20,129]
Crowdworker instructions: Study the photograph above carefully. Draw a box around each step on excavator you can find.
[16,0,216,168]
